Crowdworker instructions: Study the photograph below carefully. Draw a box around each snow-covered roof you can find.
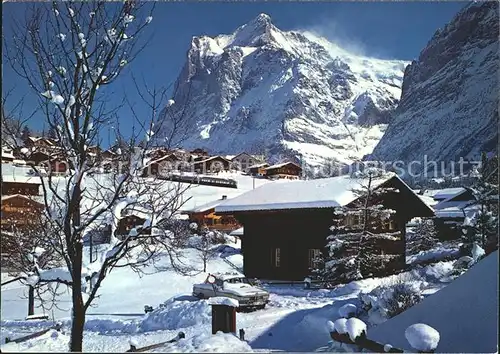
[207,296,239,307]
[1,163,41,184]
[1,194,44,206]
[216,173,398,212]
[229,227,244,236]
[184,197,229,213]
[194,155,230,164]
[431,188,466,200]
[1,149,14,159]
[264,162,301,170]
[434,204,479,219]
[122,205,152,220]
[417,195,439,208]
[248,162,269,169]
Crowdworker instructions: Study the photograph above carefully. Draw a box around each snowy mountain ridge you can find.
[161,13,408,170]
[369,1,499,166]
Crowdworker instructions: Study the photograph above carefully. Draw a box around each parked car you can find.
[192,273,269,310]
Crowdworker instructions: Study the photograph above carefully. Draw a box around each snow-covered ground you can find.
[1,166,495,352]
[1,238,464,353]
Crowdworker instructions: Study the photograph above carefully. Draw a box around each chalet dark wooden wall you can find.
[238,209,332,280]
[228,176,434,281]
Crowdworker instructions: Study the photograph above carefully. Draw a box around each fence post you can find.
[208,297,239,335]
[239,328,245,341]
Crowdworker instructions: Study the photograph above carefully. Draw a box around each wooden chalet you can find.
[193,156,231,174]
[1,163,41,196]
[231,153,264,172]
[101,149,117,160]
[249,163,269,177]
[2,147,14,163]
[215,173,434,281]
[430,188,478,240]
[182,196,240,232]
[142,153,180,176]
[2,181,40,196]
[190,148,209,157]
[264,162,302,180]
[1,195,44,233]
[24,137,61,155]
[25,151,69,174]
[115,206,152,239]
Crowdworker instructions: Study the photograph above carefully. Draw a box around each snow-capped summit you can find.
[161,13,408,171]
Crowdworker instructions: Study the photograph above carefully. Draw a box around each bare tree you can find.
[3,2,195,351]
[2,215,63,317]
[188,223,219,273]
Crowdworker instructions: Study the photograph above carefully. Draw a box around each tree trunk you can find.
[203,258,207,272]
[28,285,35,316]
[70,241,85,352]
[69,184,86,352]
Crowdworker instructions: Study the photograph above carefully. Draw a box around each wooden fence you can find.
[330,331,404,353]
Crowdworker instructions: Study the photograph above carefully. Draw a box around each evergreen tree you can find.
[47,125,57,140]
[461,153,499,254]
[316,168,403,284]
[407,218,438,254]
[21,125,31,143]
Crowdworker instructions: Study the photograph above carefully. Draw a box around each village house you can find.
[1,194,44,233]
[249,163,270,177]
[182,196,240,232]
[25,151,70,175]
[215,173,434,281]
[115,205,152,239]
[2,180,41,196]
[264,162,302,180]
[192,156,231,174]
[190,148,209,157]
[24,136,61,155]
[423,188,478,240]
[1,146,15,163]
[142,153,180,176]
[1,164,41,195]
[230,153,264,173]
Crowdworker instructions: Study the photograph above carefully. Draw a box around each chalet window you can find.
[273,248,281,268]
[382,218,396,231]
[344,213,362,227]
[308,249,321,269]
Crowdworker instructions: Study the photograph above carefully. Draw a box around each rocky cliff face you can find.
[369,1,499,168]
[161,14,407,170]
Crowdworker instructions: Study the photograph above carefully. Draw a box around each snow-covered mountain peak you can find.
[213,13,278,49]
[162,14,411,172]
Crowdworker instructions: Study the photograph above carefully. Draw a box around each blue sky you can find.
[2,1,468,146]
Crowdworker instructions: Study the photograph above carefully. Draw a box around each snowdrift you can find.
[368,251,498,352]
[152,332,253,352]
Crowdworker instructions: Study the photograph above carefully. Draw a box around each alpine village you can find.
[0,1,498,353]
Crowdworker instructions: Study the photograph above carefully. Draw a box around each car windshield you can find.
[225,277,250,284]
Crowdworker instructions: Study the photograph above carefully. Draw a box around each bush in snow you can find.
[358,281,423,323]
